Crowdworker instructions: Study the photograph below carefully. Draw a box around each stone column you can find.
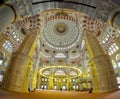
[84,30,118,92]
[48,75,53,90]
[2,28,40,92]
[30,61,40,91]
[30,45,40,91]
[36,74,41,89]
[79,83,83,91]
[66,76,70,90]
[0,4,17,32]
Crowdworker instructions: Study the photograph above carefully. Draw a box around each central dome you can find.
[42,17,81,50]
[55,22,68,35]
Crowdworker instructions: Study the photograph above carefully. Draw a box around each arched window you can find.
[2,40,13,53]
[11,31,24,42]
[55,53,66,58]
[81,40,85,49]
[108,43,119,55]
[102,34,110,44]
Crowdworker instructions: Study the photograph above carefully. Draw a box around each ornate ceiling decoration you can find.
[42,15,81,51]
[1,0,119,69]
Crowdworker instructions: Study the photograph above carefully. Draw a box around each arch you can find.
[0,2,118,91]
[108,8,120,27]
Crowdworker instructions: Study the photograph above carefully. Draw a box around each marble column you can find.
[79,83,83,91]
[48,75,53,90]
[84,30,118,92]
[2,28,40,92]
[36,74,41,89]
[30,47,40,91]
[30,67,39,91]
[66,76,70,90]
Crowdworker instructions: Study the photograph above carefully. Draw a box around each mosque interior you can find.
[0,0,120,99]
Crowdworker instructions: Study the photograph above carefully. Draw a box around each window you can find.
[41,85,44,89]
[63,79,66,82]
[118,62,120,67]
[2,41,13,53]
[111,60,117,69]
[45,78,48,82]
[108,43,119,55]
[76,85,78,89]
[73,85,76,89]
[41,85,47,89]
[0,75,3,82]
[42,78,44,81]
[53,85,57,90]
[54,78,58,82]
[55,53,66,58]
[62,85,66,90]
[44,85,47,89]
[72,79,75,82]
[116,77,120,84]
[11,31,24,42]
[118,85,120,89]
[102,34,110,44]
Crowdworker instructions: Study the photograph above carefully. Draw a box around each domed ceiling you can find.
[0,0,119,69]
[42,15,81,51]
[0,0,119,80]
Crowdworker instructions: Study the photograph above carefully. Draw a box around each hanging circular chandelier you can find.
[39,65,82,79]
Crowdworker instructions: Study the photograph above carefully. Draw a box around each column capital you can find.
[25,28,40,38]
[83,29,101,38]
